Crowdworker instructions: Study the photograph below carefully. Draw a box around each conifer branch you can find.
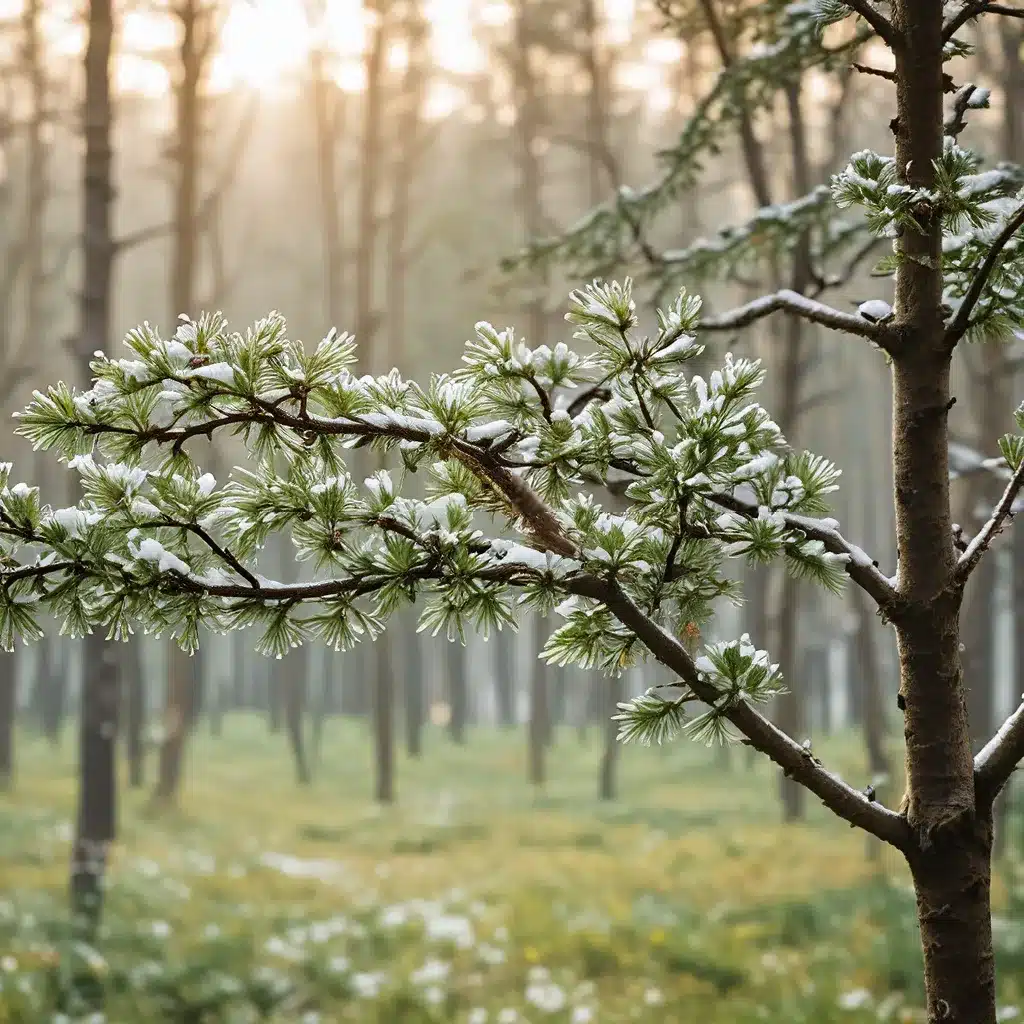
[944,203,1024,345]
[573,574,913,850]
[708,491,901,613]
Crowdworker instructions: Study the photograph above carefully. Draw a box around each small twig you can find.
[954,458,1024,583]
[853,63,958,93]
[523,372,553,422]
[944,83,982,139]
[134,518,259,588]
[566,384,611,418]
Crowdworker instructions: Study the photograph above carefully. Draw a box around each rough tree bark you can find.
[890,3,994,1014]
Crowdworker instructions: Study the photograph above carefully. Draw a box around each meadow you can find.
[2,718,1024,1023]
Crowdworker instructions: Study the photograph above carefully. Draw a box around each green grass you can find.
[1,716,1023,1022]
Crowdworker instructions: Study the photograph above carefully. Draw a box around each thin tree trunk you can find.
[354,1,391,802]
[598,672,623,800]
[123,641,145,788]
[151,655,199,806]
[447,639,468,745]
[282,654,311,785]
[39,637,66,746]
[528,619,548,789]
[891,4,994,1013]
[70,0,120,935]
[851,585,892,862]
[0,653,15,789]
[267,669,282,733]
[493,626,515,727]
[373,640,394,803]
[156,0,209,808]
[775,79,813,822]
[309,4,345,326]
[404,616,424,757]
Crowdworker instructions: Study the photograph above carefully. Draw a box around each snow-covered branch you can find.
[943,1,1024,42]
[699,289,897,349]
[707,490,901,614]
[578,575,913,851]
[944,202,1024,346]
[953,457,1024,583]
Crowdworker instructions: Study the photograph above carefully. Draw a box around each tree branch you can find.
[843,0,901,48]
[709,490,901,613]
[699,289,897,349]
[975,700,1024,805]
[134,518,259,588]
[572,574,913,851]
[944,202,1024,346]
[953,457,1024,583]
[944,1,1024,41]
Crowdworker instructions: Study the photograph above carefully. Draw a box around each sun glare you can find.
[210,1,312,93]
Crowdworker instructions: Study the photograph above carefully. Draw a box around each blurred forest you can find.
[2,0,1024,1020]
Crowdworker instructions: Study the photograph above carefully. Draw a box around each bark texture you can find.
[890,3,995,1016]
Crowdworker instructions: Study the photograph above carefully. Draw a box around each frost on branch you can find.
[612,635,785,747]
[6,282,866,754]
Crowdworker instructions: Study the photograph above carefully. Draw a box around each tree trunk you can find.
[598,672,623,800]
[123,641,145,789]
[151,653,200,806]
[309,14,346,327]
[39,638,66,746]
[0,652,15,788]
[528,623,548,789]
[312,651,333,761]
[267,669,282,733]
[402,614,424,757]
[282,653,311,785]
[447,639,468,745]
[154,0,209,809]
[852,587,891,787]
[70,0,120,935]
[547,662,565,745]
[373,641,394,803]
[493,627,516,727]
[890,4,995,1012]
[774,79,814,822]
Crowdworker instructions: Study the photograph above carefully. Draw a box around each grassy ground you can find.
[2,715,1024,1022]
